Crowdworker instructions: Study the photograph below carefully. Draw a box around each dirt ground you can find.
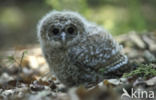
[0,31,156,100]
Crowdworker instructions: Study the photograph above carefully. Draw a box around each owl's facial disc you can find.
[47,24,78,46]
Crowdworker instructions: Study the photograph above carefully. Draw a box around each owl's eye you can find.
[67,27,75,34]
[52,28,59,35]
[49,27,60,35]
[66,26,75,34]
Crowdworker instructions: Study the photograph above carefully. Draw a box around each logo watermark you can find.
[121,88,155,99]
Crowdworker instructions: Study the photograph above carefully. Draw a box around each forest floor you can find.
[0,31,156,100]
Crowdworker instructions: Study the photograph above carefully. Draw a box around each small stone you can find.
[30,81,45,91]
[142,34,156,51]
[120,78,127,83]
[28,90,52,100]
[108,79,120,85]
[143,50,156,63]
[145,77,156,86]
[133,77,147,87]
[129,32,146,49]
[0,73,14,84]
[1,90,14,96]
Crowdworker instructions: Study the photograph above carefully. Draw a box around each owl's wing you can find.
[68,32,128,74]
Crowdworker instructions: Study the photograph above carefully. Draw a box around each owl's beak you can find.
[61,32,66,42]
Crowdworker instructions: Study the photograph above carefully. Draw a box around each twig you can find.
[19,51,26,67]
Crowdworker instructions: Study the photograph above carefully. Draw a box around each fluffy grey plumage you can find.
[37,11,128,87]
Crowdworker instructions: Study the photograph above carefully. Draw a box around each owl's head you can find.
[37,11,87,48]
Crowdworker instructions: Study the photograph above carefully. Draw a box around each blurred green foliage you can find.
[0,0,156,35]
[0,7,24,30]
[44,0,156,35]
[0,0,156,49]
[45,0,88,13]
[123,64,156,79]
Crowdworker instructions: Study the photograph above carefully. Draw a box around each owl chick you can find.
[37,11,128,87]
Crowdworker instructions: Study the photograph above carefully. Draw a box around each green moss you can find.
[123,64,156,79]
[99,68,107,73]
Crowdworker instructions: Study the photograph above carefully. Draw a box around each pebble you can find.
[143,50,156,63]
